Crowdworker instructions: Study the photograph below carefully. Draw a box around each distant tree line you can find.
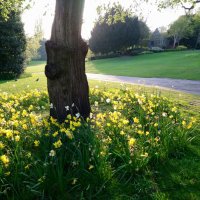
[89,3,200,57]
[150,13,200,49]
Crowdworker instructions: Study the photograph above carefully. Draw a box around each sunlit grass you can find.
[86,50,200,80]
[25,50,200,80]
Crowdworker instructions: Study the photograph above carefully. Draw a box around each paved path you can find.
[86,73,200,95]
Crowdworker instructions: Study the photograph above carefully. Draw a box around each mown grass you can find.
[25,50,200,80]
[0,61,200,199]
[86,50,200,80]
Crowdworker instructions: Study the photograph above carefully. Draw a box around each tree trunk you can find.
[195,32,200,49]
[173,35,177,48]
[45,0,90,122]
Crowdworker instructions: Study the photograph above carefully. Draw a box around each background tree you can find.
[0,11,26,79]
[38,38,47,60]
[25,20,44,63]
[181,12,200,48]
[89,3,142,54]
[168,15,192,48]
[157,0,200,12]
[138,20,150,47]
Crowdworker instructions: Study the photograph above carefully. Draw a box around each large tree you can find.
[89,3,141,54]
[45,0,90,122]
[168,15,192,48]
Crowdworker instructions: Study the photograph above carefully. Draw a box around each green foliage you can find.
[176,45,188,50]
[0,87,198,199]
[89,3,149,54]
[38,39,47,61]
[0,0,32,21]
[25,20,44,63]
[138,20,150,46]
[180,13,200,48]
[168,15,192,48]
[150,46,164,52]
[157,0,200,11]
[0,11,26,80]
[167,13,200,48]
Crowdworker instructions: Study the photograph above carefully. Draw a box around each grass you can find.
[25,50,200,80]
[87,50,200,80]
[0,59,200,199]
[1,73,199,120]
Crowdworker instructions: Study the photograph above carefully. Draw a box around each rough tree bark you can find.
[45,0,90,122]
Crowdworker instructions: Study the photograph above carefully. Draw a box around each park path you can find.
[86,73,200,95]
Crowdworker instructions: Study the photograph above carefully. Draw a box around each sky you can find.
[22,0,186,40]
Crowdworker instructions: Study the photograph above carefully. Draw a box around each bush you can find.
[125,48,150,56]
[0,12,26,80]
[176,45,188,50]
[150,47,164,53]
[89,52,120,61]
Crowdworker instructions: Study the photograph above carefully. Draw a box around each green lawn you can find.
[87,50,200,80]
[25,50,200,80]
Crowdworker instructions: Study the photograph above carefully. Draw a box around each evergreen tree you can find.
[0,11,26,79]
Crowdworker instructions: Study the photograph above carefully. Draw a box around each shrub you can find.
[89,52,120,61]
[125,48,150,56]
[150,47,164,53]
[176,45,188,50]
[0,12,26,80]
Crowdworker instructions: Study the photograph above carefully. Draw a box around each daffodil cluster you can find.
[0,87,197,198]
[90,87,197,169]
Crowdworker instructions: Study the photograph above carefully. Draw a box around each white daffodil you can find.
[65,106,69,111]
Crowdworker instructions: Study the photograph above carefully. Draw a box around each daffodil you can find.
[72,178,78,185]
[154,123,158,127]
[0,142,5,149]
[34,140,40,147]
[128,138,136,147]
[15,135,20,142]
[89,165,94,170]
[120,130,125,135]
[53,140,62,148]
[0,155,9,166]
[133,117,139,124]
[49,150,56,157]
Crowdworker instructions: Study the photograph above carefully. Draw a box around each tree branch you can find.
[181,0,200,12]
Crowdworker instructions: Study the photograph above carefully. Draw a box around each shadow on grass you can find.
[0,73,32,85]
[154,134,200,199]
